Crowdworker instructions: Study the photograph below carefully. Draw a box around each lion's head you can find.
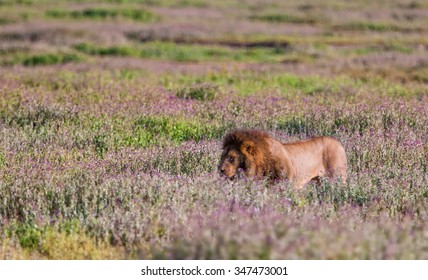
[218,129,272,179]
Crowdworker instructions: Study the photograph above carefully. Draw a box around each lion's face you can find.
[218,146,244,179]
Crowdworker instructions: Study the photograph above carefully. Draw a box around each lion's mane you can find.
[222,129,275,178]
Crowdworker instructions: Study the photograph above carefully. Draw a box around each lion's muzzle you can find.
[218,164,235,179]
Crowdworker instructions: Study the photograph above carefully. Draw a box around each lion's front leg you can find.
[292,177,312,189]
[244,165,257,178]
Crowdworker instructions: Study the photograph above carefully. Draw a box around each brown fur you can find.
[218,129,347,188]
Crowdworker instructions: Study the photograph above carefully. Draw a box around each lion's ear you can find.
[242,141,255,155]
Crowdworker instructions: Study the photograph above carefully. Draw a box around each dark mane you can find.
[222,129,271,149]
[222,129,275,178]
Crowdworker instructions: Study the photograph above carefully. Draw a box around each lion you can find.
[218,129,347,189]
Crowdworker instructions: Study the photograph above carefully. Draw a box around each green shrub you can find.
[176,83,218,101]
[46,8,157,22]
[250,13,317,24]
[22,53,82,66]
[74,43,139,56]
[0,105,70,129]
[337,22,400,32]
[93,134,108,158]
[73,42,284,63]
[128,115,226,147]
[14,224,43,250]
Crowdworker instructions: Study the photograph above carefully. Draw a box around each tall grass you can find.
[0,68,426,259]
[0,0,427,260]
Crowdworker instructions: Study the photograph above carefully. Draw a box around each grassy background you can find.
[0,0,427,259]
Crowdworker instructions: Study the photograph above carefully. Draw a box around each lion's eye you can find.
[229,157,235,163]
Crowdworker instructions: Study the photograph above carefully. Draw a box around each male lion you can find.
[218,129,347,189]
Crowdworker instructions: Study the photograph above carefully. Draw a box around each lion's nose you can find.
[219,166,225,174]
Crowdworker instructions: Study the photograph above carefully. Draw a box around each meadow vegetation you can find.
[0,0,427,259]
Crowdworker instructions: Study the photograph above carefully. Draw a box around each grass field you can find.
[0,0,427,259]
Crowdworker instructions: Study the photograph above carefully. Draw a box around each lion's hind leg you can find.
[326,162,347,184]
[325,147,347,184]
